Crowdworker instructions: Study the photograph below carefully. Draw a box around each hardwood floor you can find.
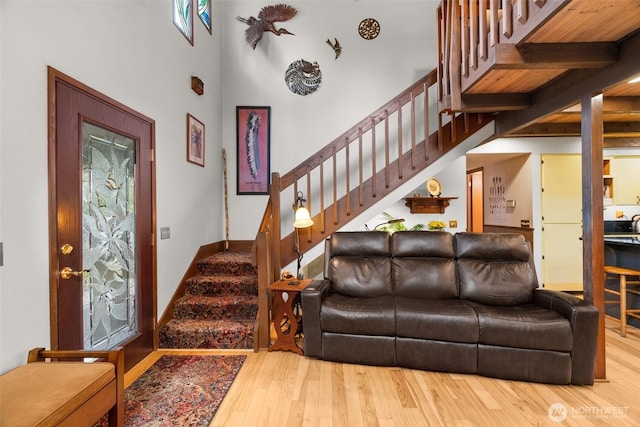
[131,317,640,426]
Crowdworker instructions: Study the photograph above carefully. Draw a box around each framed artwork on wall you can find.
[236,106,271,195]
[173,0,194,45]
[197,0,212,34]
[187,113,205,167]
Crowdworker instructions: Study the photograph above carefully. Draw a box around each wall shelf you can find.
[404,196,458,214]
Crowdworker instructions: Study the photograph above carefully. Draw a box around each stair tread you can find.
[162,318,255,328]
[196,253,257,276]
[177,295,258,304]
[186,275,258,284]
[186,275,258,296]
[173,295,258,320]
[159,318,255,349]
[199,251,252,262]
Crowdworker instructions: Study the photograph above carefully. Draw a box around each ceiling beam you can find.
[459,93,531,112]
[495,29,640,137]
[603,138,640,148]
[495,42,618,70]
[559,96,640,113]
[508,121,640,137]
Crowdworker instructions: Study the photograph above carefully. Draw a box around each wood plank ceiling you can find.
[463,0,640,146]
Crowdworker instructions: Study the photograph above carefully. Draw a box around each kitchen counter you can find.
[604,234,640,245]
[605,235,640,329]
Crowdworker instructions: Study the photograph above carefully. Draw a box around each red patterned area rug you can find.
[98,355,245,426]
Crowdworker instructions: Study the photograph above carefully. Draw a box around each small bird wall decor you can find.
[236,4,298,50]
[326,38,342,60]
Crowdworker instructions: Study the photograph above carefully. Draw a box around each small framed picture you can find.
[187,113,205,167]
[173,0,194,45]
[197,0,212,34]
[236,106,271,195]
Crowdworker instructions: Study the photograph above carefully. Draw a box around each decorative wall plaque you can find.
[358,18,380,40]
[284,59,322,96]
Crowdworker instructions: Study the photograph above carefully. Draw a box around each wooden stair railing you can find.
[253,69,494,349]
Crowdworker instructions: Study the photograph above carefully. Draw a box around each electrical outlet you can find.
[160,227,171,239]
[449,220,458,228]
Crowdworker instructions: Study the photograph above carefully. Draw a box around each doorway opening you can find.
[467,168,484,232]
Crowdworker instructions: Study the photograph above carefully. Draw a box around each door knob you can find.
[60,267,89,280]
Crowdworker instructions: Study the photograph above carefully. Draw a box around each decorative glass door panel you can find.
[82,121,138,350]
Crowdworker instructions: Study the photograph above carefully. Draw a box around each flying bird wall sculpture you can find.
[236,4,298,49]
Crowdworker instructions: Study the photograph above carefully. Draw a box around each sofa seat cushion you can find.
[472,303,573,352]
[322,333,396,366]
[321,294,395,336]
[0,361,115,427]
[395,298,479,343]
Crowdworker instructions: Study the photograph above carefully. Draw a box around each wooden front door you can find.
[48,67,156,371]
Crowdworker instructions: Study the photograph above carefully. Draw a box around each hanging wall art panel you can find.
[236,106,271,195]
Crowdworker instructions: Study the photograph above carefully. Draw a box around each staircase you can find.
[158,70,494,352]
[159,250,258,349]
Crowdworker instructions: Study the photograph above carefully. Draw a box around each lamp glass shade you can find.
[293,207,314,228]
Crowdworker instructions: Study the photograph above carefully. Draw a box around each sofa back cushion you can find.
[326,232,393,298]
[455,232,537,305]
[391,231,458,299]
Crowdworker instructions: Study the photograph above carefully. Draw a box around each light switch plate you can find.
[160,227,171,239]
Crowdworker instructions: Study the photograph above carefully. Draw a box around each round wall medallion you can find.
[284,59,322,96]
[358,18,380,40]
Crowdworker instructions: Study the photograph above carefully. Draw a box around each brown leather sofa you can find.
[301,231,599,385]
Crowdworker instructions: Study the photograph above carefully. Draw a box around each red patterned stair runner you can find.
[159,251,258,349]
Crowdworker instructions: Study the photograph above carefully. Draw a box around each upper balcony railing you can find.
[438,0,568,112]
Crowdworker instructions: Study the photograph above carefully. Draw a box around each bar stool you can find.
[604,266,640,337]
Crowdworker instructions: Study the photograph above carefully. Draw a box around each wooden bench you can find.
[0,347,124,427]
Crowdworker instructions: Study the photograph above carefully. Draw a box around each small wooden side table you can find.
[268,279,312,355]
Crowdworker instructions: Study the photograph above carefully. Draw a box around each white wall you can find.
[0,0,223,373]
[0,0,442,373]
[221,0,440,240]
[364,156,469,233]
[481,154,532,228]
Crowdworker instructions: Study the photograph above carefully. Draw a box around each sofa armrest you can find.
[533,289,599,385]
[27,347,124,427]
[301,280,332,358]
